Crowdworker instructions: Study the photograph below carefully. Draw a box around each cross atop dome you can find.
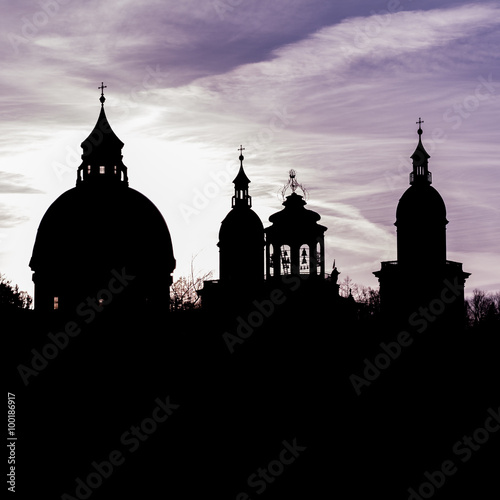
[416,117,424,134]
[98,82,107,105]
[238,144,245,162]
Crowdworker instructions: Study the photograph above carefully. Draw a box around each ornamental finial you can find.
[280,169,308,200]
[238,144,245,163]
[98,82,107,105]
[416,117,424,135]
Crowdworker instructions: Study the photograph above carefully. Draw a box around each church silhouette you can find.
[373,119,470,332]
[29,85,176,316]
[8,89,498,500]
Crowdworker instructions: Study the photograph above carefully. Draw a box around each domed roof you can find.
[29,184,176,276]
[267,192,326,238]
[396,184,447,223]
[218,206,264,245]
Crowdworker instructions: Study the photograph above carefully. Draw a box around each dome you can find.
[396,184,447,224]
[30,184,175,277]
[30,183,175,314]
[218,206,264,245]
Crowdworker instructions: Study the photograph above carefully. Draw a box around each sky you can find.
[1,0,499,300]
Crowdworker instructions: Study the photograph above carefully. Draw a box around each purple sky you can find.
[1,0,499,298]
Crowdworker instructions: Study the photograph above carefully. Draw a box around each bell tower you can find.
[265,170,327,280]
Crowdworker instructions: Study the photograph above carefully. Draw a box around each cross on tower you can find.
[416,117,424,136]
[98,82,107,105]
[238,145,245,163]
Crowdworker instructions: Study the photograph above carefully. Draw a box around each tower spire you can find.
[410,117,431,185]
[232,145,252,208]
[76,88,129,187]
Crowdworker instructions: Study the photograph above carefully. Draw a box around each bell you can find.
[301,248,307,265]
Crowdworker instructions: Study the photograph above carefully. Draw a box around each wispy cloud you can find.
[0,172,42,194]
[0,203,29,227]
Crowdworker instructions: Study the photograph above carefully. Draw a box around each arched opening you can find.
[280,245,291,275]
[269,244,274,277]
[300,245,309,274]
[316,241,322,276]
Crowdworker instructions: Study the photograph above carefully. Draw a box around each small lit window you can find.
[114,166,117,174]
[99,166,105,174]
[54,297,59,310]
[87,165,91,174]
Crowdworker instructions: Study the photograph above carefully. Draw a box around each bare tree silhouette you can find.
[465,288,499,328]
[0,273,32,310]
[170,257,213,311]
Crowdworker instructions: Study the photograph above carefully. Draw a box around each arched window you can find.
[300,245,309,274]
[316,241,322,276]
[280,245,291,275]
[269,244,274,277]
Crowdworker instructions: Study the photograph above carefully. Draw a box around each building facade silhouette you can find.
[373,122,470,329]
[201,162,342,311]
[29,90,176,313]
[28,89,470,332]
